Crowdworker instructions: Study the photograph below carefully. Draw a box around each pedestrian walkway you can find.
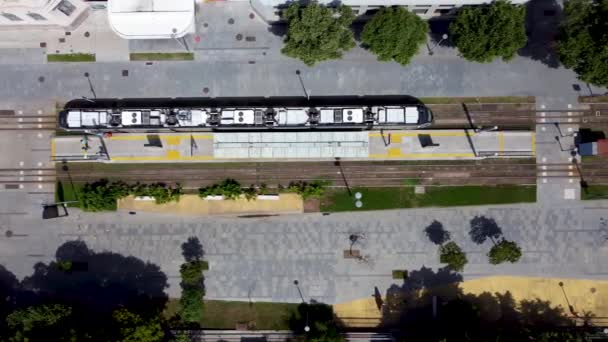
[535,96,581,203]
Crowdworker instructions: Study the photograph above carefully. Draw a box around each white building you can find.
[251,0,528,21]
[107,0,195,39]
[0,0,89,29]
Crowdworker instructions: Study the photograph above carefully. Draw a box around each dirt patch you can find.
[303,198,320,212]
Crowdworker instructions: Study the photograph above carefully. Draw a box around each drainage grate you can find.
[203,87,209,94]
[122,70,129,77]
[5,184,19,189]
[38,76,45,83]
[249,13,255,19]
[0,110,15,115]
[58,38,65,43]
[84,31,90,38]
[245,36,256,42]
[65,31,71,36]
[145,62,153,65]
[248,60,256,64]
[39,42,46,48]
[236,34,243,41]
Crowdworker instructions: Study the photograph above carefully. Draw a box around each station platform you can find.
[51,130,535,162]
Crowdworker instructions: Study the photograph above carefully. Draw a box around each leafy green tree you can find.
[178,287,204,323]
[439,241,468,271]
[361,7,428,65]
[558,0,608,87]
[488,239,522,264]
[281,2,355,66]
[449,0,527,62]
[112,308,165,342]
[6,304,76,342]
[180,261,205,287]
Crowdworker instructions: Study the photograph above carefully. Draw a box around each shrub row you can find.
[198,179,328,200]
[80,180,182,211]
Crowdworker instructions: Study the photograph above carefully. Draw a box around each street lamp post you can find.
[84,72,97,99]
[558,282,578,317]
[171,28,190,52]
[293,280,310,332]
[428,33,448,56]
[295,70,310,100]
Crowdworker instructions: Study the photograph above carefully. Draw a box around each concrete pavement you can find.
[0,201,607,303]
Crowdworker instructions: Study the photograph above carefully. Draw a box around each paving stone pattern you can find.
[1,201,607,304]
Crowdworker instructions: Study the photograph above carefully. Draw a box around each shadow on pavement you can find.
[518,0,562,68]
[380,266,594,340]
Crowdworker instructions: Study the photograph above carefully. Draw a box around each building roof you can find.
[108,0,194,39]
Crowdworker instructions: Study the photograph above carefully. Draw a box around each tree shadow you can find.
[287,302,344,339]
[21,240,168,319]
[517,0,562,68]
[181,237,204,263]
[380,266,590,340]
[428,18,456,48]
[424,220,451,245]
[469,216,503,244]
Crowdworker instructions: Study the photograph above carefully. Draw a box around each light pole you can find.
[558,282,578,317]
[171,28,190,52]
[84,72,96,99]
[293,280,310,332]
[428,33,448,56]
[295,70,310,100]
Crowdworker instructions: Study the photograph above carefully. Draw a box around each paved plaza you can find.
[0,201,607,303]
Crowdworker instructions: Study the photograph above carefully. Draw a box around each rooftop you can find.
[107,0,194,39]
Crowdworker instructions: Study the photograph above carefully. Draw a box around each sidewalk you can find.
[0,5,129,63]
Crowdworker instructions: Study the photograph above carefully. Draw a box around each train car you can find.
[58,97,433,131]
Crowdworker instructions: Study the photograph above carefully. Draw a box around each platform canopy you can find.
[108,0,194,39]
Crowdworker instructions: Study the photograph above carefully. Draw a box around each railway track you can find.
[20,161,601,187]
[0,115,57,131]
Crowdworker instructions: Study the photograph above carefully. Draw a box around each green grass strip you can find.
[55,181,82,208]
[130,53,194,61]
[47,53,96,62]
[582,185,608,200]
[164,299,298,330]
[320,185,536,212]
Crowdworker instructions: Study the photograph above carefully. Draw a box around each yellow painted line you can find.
[369,153,475,159]
[111,154,214,162]
[498,132,504,152]
[166,150,180,160]
[108,135,213,141]
[388,148,402,157]
[50,138,56,158]
[531,132,536,154]
[369,131,478,138]
[165,136,181,146]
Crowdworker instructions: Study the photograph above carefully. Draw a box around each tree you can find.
[6,304,76,341]
[558,0,608,87]
[287,180,328,199]
[439,241,468,272]
[488,239,522,264]
[449,0,527,62]
[112,308,165,342]
[281,2,355,66]
[361,7,428,65]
